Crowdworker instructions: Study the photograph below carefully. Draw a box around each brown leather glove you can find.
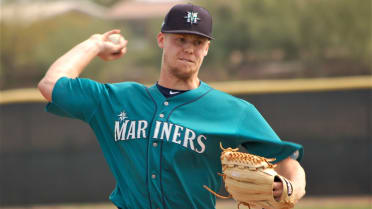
[204,143,295,209]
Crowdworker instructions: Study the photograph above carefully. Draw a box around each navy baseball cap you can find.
[161,4,214,40]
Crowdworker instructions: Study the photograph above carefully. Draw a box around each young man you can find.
[38,4,306,209]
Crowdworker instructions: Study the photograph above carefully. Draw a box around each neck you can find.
[158,69,200,90]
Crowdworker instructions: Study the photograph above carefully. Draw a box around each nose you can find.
[183,42,194,54]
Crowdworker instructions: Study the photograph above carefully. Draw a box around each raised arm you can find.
[38,29,127,102]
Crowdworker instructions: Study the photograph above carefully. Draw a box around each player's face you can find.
[157,33,210,79]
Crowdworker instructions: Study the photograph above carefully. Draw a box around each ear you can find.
[203,41,210,56]
[157,32,165,49]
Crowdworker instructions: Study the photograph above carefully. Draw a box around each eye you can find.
[178,37,186,44]
[194,40,202,46]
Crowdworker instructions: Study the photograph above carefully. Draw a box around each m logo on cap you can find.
[161,4,214,39]
[184,11,200,24]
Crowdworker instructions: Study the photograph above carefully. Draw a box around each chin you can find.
[163,57,199,79]
[172,66,197,79]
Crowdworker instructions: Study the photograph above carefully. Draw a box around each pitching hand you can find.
[90,29,128,61]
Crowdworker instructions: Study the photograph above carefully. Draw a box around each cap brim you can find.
[161,29,214,40]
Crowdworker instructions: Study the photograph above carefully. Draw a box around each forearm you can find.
[38,30,127,102]
[45,38,100,79]
[275,157,306,202]
[38,37,101,101]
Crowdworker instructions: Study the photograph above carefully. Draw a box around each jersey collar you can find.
[148,81,212,104]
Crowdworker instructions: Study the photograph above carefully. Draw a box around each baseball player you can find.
[38,4,306,209]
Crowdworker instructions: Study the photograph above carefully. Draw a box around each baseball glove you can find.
[203,143,295,209]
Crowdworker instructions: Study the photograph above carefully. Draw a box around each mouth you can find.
[178,58,195,64]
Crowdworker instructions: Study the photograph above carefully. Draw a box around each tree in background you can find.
[1,13,118,89]
[197,0,371,80]
[1,0,371,89]
[91,0,122,7]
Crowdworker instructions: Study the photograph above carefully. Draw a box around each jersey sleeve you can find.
[238,103,303,163]
[45,77,106,122]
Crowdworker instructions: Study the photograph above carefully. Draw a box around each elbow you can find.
[37,79,44,92]
[296,169,307,201]
[297,186,306,200]
[38,78,52,102]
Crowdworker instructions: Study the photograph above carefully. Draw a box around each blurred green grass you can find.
[2,197,371,209]
[295,207,369,209]
[215,198,371,209]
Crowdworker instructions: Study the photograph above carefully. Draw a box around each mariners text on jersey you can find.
[114,119,207,153]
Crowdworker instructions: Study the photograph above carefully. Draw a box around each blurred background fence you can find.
[1,0,371,207]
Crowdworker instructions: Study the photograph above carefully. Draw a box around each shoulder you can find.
[206,84,254,109]
[103,81,150,99]
[104,81,147,92]
[61,78,148,94]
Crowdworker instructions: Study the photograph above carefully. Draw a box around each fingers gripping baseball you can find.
[91,29,128,61]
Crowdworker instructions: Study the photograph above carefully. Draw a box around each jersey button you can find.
[153,142,158,147]
[159,114,164,118]
[152,174,156,179]
[164,101,169,106]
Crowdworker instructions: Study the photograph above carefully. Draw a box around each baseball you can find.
[108,34,122,44]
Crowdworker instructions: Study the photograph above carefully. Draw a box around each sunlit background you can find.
[1,0,371,89]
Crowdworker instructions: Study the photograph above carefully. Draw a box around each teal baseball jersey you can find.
[46,77,303,209]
